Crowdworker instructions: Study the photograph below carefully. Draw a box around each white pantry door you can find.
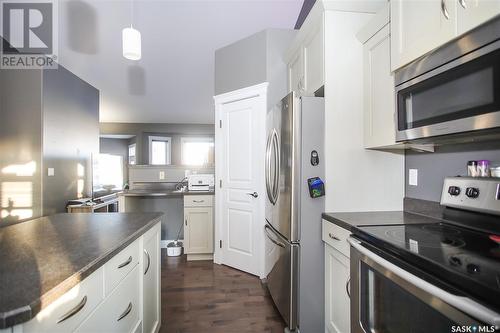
[214,83,267,277]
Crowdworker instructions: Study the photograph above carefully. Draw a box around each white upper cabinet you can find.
[358,5,403,149]
[391,0,457,71]
[285,3,324,96]
[303,19,324,95]
[457,0,500,34]
[391,0,500,71]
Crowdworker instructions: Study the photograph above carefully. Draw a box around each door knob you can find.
[247,192,258,198]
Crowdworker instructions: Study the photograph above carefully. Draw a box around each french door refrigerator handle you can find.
[265,131,274,203]
[272,129,280,204]
[348,237,500,328]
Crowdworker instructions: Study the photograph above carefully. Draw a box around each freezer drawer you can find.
[264,223,299,330]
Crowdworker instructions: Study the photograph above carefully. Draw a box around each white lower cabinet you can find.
[22,268,105,333]
[325,242,351,333]
[142,222,161,333]
[184,195,214,261]
[12,220,162,333]
[75,265,141,333]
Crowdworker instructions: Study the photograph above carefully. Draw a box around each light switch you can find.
[48,168,55,176]
[409,169,418,186]
[159,171,165,180]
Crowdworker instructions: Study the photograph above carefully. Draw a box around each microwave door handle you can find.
[348,238,500,328]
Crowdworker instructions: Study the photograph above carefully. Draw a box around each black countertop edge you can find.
[321,210,443,232]
[0,213,163,329]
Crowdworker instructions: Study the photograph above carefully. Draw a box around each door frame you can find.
[213,82,268,278]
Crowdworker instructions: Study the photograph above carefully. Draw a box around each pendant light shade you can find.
[122,26,141,60]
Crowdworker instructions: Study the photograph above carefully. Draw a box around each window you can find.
[92,154,124,193]
[181,137,214,166]
[149,136,171,165]
[128,143,136,165]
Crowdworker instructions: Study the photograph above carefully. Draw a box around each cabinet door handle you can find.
[458,0,467,8]
[441,0,450,19]
[329,233,341,241]
[117,302,132,321]
[117,256,132,269]
[57,296,87,323]
[185,219,187,226]
[346,278,351,299]
[144,249,151,275]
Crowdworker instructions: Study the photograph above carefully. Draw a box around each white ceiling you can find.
[57,0,303,124]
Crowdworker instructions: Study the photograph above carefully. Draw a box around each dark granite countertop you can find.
[322,211,441,231]
[118,189,214,197]
[0,212,163,328]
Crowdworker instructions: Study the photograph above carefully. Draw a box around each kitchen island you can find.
[0,212,162,333]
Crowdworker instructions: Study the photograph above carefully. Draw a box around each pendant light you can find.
[122,0,141,60]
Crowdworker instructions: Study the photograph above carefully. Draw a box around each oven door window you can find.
[397,49,500,131]
[360,262,459,333]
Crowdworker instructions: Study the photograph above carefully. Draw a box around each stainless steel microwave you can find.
[395,15,500,142]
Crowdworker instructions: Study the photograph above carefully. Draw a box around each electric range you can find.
[349,177,500,332]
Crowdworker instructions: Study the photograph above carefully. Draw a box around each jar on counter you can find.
[490,162,500,178]
[477,160,491,177]
[467,160,478,177]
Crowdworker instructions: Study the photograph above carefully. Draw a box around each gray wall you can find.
[215,29,297,109]
[100,123,215,165]
[42,66,99,215]
[0,64,99,221]
[405,141,500,202]
[215,30,268,95]
[0,68,43,223]
[99,138,130,183]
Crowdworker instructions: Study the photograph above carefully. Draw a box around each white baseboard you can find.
[161,239,184,248]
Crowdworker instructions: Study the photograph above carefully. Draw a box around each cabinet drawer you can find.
[23,267,104,333]
[104,240,140,296]
[322,220,351,258]
[75,265,140,333]
[184,195,213,207]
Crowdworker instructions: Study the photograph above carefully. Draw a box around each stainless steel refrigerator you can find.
[264,92,325,332]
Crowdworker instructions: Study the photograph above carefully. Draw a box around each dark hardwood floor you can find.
[159,250,286,333]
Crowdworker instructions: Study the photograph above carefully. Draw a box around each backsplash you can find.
[128,165,214,187]
[405,141,500,202]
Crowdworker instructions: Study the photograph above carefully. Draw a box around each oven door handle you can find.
[348,237,500,328]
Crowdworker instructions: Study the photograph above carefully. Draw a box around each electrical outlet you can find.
[159,171,165,180]
[409,169,418,186]
[48,168,55,176]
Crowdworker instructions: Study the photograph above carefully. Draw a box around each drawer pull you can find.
[117,256,132,269]
[56,296,87,323]
[193,200,205,203]
[144,249,151,275]
[117,302,133,321]
[329,233,341,241]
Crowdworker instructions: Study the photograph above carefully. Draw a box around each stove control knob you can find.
[465,187,480,199]
[449,256,462,267]
[466,263,480,274]
[448,186,461,196]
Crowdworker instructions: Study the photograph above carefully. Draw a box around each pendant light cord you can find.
[130,0,134,29]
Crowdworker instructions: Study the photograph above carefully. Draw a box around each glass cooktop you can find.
[354,222,500,310]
